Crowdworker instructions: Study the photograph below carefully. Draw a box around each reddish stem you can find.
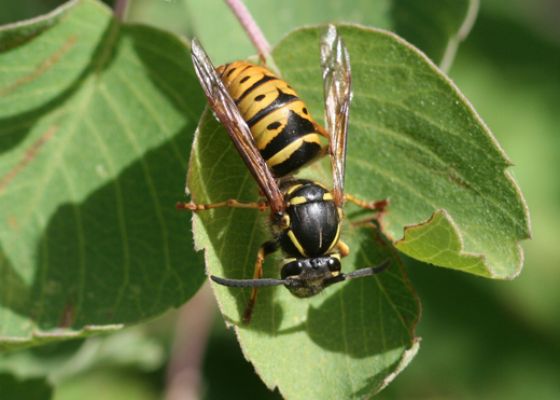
[165,283,216,400]
[114,0,128,20]
[224,0,270,61]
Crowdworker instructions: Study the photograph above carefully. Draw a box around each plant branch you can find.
[224,0,270,61]
[114,0,129,21]
[165,283,216,400]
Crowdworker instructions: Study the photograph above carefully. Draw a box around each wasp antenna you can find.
[345,259,391,280]
[210,275,287,288]
[323,259,390,288]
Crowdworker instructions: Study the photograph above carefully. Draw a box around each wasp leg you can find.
[311,123,330,158]
[243,240,279,324]
[177,199,269,212]
[317,124,331,140]
[344,194,389,212]
[336,240,350,258]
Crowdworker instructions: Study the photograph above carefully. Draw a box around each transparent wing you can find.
[321,25,352,207]
[191,39,285,214]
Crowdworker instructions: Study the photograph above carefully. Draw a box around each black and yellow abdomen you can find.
[217,61,327,177]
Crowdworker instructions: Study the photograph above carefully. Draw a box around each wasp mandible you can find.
[180,26,388,323]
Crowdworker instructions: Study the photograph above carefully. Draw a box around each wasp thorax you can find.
[274,179,341,258]
[280,256,341,298]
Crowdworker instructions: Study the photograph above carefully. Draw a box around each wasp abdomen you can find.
[217,62,326,177]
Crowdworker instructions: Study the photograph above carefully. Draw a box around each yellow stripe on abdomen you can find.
[266,133,323,167]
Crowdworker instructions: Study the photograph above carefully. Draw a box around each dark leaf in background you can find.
[0,373,52,400]
[177,0,475,68]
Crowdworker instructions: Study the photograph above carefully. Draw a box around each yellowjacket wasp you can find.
[180,26,388,323]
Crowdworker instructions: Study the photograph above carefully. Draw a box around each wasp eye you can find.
[327,257,341,272]
[281,260,303,279]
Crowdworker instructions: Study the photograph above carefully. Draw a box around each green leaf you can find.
[394,210,488,276]
[188,39,422,400]
[451,7,560,334]
[0,1,75,52]
[274,26,530,279]
[0,373,52,400]
[0,0,206,350]
[54,369,158,400]
[190,112,420,399]
[179,0,477,68]
[0,328,164,382]
[189,23,529,397]
[0,0,66,25]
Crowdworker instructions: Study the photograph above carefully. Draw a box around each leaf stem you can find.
[224,0,270,61]
[165,283,216,400]
[114,0,129,21]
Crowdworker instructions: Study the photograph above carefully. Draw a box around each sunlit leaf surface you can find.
[0,0,206,350]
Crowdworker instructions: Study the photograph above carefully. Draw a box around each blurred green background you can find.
[1,0,559,399]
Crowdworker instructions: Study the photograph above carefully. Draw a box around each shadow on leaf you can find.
[305,227,418,357]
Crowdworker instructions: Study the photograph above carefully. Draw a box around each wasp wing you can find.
[191,39,285,214]
[321,25,352,207]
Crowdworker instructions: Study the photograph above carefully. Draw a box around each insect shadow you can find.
[272,227,419,357]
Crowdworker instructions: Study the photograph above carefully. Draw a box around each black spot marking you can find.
[302,107,308,115]
[246,89,298,127]
[240,76,250,84]
[234,75,276,104]
[254,94,265,101]
[226,67,236,77]
[267,121,281,130]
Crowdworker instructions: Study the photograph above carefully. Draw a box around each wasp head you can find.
[280,256,342,297]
